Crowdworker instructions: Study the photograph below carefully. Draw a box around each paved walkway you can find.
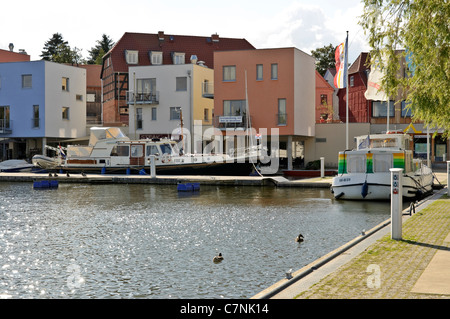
[270,188,450,299]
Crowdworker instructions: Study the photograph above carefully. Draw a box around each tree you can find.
[360,0,450,135]
[40,33,84,64]
[311,44,336,76]
[87,34,115,65]
[40,33,68,61]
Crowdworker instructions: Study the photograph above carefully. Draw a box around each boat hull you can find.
[331,171,434,201]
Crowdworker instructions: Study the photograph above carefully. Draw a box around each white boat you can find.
[0,159,35,172]
[331,132,434,200]
[33,127,260,176]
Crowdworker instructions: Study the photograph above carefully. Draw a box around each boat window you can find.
[110,145,129,157]
[131,145,144,158]
[347,154,366,173]
[373,154,392,172]
[147,145,159,156]
[160,144,173,155]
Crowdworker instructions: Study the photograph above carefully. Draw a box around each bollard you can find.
[447,161,450,197]
[150,155,156,178]
[320,157,325,178]
[390,168,403,240]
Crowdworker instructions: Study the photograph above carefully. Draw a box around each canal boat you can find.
[330,132,434,200]
[0,159,35,172]
[32,127,259,176]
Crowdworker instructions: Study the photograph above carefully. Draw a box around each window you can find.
[223,66,236,81]
[373,154,392,172]
[62,107,69,120]
[204,108,209,121]
[170,107,181,120]
[76,94,83,101]
[151,107,157,121]
[347,154,366,173]
[131,145,144,157]
[33,105,39,128]
[150,51,163,65]
[176,77,187,91]
[0,106,10,129]
[350,76,354,87]
[22,74,32,88]
[401,100,413,117]
[111,145,129,156]
[256,64,263,80]
[87,94,96,102]
[125,50,139,64]
[372,100,395,118]
[62,77,69,91]
[277,98,287,125]
[136,108,143,129]
[223,100,246,116]
[147,145,159,156]
[137,78,156,93]
[172,52,185,65]
[271,63,278,80]
[320,94,328,105]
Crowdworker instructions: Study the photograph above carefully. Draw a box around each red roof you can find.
[102,31,255,76]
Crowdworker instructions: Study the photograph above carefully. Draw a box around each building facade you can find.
[101,31,255,126]
[0,60,86,160]
[127,62,214,152]
[213,47,316,170]
[315,70,335,123]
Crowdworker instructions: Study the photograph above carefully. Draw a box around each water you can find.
[0,182,391,299]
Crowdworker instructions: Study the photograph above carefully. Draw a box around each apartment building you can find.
[213,47,316,169]
[100,31,255,126]
[0,60,86,160]
[127,60,214,152]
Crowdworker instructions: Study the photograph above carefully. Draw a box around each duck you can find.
[81,172,86,177]
[295,234,304,243]
[213,253,224,263]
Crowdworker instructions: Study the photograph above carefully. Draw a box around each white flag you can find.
[364,54,387,101]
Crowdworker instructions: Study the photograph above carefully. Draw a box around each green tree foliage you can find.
[360,0,450,135]
[40,33,84,64]
[87,34,115,65]
[311,43,336,76]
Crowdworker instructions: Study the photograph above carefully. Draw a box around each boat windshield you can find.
[160,143,174,155]
[89,127,129,145]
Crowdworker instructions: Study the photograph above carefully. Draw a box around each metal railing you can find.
[126,91,160,105]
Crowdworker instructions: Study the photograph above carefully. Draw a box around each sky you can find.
[1,0,370,64]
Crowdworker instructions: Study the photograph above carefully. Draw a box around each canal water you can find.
[0,182,391,299]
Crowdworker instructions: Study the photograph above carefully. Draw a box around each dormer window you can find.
[150,51,163,65]
[172,52,185,65]
[125,50,139,64]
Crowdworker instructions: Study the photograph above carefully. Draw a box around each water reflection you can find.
[0,182,391,298]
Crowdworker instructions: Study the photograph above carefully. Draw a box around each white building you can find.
[127,62,214,152]
[0,60,86,159]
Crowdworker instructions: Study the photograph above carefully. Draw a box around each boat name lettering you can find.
[339,177,351,182]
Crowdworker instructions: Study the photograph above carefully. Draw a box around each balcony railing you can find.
[202,81,214,99]
[213,115,252,130]
[0,119,12,134]
[127,91,160,105]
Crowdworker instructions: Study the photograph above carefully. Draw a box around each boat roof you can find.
[89,127,130,145]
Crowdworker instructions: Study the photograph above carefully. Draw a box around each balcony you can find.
[127,91,159,105]
[0,119,12,134]
[202,81,214,99]
[213,115,252,130]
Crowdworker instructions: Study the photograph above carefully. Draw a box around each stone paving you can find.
[295,196,450,299]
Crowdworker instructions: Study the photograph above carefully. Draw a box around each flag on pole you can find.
[364,53,388,101]
[334,36,348,89]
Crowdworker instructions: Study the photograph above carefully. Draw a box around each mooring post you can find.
[150,155,156,178]
[390,168,403,240]
[320,157,325,178]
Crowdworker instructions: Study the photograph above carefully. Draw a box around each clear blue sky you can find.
[1,0,368,63]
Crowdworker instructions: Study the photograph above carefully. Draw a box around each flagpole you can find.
[345,31,349,150]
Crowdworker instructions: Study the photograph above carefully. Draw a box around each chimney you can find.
[158,31,165,41]
[211,33,219,43]
[190,55,198,64]
[8,43,14,52]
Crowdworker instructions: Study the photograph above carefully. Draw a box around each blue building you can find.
[0,60,86,160]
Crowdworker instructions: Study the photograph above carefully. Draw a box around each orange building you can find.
[0,47,30,62]
[213,48,316,170]
[315,70,335,123]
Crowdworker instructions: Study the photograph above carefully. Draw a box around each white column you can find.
[320,157,325,178]
[390,168,403,240]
